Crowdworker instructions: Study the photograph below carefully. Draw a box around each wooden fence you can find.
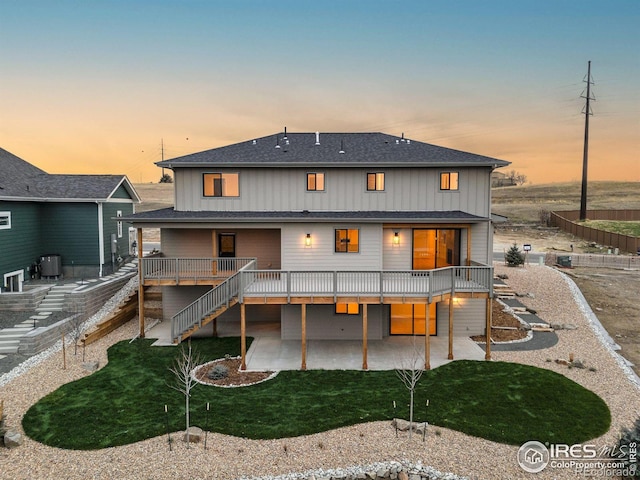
[550,210,640,255]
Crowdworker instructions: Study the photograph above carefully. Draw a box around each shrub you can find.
[505,243,525,267]
[207,363,229,380]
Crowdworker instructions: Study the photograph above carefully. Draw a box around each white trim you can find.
[117,210,123,238]
[3,270,24,293]
[0,211,11,230]
[97,202,104,277]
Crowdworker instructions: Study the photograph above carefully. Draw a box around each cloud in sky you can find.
[1,0,638,184]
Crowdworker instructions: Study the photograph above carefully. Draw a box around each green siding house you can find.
[0,148,141,291]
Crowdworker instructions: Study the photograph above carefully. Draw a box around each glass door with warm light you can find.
[390,303,437,335]
[412,228,460,270]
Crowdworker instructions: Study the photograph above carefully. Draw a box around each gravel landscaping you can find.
[1,265,639,480]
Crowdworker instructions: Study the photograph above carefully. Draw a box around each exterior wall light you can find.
[305,233,312,247]
[393,231,400,246]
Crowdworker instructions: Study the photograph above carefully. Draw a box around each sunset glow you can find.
[1,1,638,185]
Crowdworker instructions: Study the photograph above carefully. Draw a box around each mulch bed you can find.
[470,299,528,342]
[193,358,275,387]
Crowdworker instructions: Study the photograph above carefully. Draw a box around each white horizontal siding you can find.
[281,304,384,340]
[436,298,486,337]
[281,223,382,271]
[174,167,491,217]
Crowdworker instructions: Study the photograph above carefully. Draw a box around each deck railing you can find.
[238,265,493,302]
[171,259,257,342]
[141,257,255,284]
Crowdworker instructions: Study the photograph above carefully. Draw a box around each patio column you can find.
[137,228,145,339]
[240,303,246,370]
[362,303,368,370]
[301,304,307,370]
[424,301,431,370]
[485,297,492,360]
[448,296,454,360]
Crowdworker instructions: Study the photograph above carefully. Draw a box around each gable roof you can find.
[0,147,141,203]
[157,132,510,169]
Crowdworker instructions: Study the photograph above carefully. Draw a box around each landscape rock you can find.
[82,361,100,372]
[3,430,23,448]
[182,426,204,443]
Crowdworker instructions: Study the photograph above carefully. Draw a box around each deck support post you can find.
[362,303,368,370]
[212,318,218,337]
[448,296,454,360]
[301,303,307,370]
[424,301,431,370]
[137,228,145,339]
[485,297,492,360]
[240,303,246,370]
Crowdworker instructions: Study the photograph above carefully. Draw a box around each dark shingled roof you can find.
[157,132,511,169]
[122,208,486,224]
[0,147,140,202]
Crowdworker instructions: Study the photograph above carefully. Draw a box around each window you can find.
[335,229,359,253]
[203,173,239,197]
[307,172,325,191]
[367,172,385,191]
[336,303,360,315]
[0,212,11,230]
[117,210,123,238]
[440,172,459,190]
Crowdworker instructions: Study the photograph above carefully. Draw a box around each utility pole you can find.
[161,138,165,179]
[579,61,594,221]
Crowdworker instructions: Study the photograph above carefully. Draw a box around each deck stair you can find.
[171,261,255,343]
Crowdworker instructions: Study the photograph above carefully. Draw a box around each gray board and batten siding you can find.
[173,166,492,218]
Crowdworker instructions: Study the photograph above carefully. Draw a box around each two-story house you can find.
[124,131,509,370]
[0,147,140,290]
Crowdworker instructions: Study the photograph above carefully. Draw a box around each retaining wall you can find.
[0,285,51,311]
[65,272,136,319]
[545,252,640,269]
[18,314,80,356]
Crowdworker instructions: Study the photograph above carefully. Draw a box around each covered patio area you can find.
[145,316,487,371]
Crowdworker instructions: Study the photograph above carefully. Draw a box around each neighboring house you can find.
[491,170,516,187]
[0,147,140,290]
[124,131,509,369]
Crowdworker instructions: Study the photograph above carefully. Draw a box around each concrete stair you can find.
[0,326,34,354]
[37,284,78,312]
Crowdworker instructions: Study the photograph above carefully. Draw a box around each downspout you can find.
[97,202,105,277]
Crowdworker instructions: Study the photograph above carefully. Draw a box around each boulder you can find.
[4,430,23,448]
[183,426,204,443]
[82,361,100,372]
[398,472,409,480]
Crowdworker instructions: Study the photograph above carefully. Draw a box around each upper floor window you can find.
[336,303,360,315]
[203,173,239,197]
[367,172,385,191]
[0,212,11,230]
[307,172,325,191]
[335,228,359,253]
[440,172,459,191]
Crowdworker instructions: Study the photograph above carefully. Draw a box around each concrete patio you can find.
[145,317,486,371]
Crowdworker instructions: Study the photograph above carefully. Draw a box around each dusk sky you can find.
[1,0,638,185]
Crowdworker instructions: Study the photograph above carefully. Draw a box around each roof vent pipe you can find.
[395,139,399,144]
[339,139,345,154]
[252,139,257,145]
[401,132,405,142]
[275,135,281,149]
[315,132,320,145]
[283,126,287,139]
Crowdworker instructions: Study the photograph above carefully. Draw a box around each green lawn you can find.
[580,220,640,237]
[23,337,611,450]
